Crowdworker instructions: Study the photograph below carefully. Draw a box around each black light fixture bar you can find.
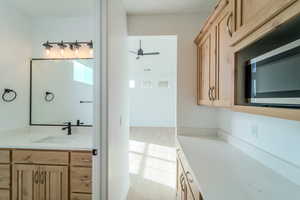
[42,40,93,49]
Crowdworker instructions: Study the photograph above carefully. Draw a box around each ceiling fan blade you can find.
[143,52,160,55]
[129,50,138,55]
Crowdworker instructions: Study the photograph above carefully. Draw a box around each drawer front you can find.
[71,167,92,193]
[177,150,201,200]
[0,165,10,189]
[71,193,92,200]
[71,152,92,167]
[12,150,69,165]
[0,189,9,200]
[0,151,10,163]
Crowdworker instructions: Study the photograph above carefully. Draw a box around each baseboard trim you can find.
[218,129,300,186]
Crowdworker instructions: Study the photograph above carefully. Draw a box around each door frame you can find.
[93,0,108,200]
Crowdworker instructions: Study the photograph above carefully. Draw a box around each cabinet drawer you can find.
[71,167,92,193]
[0,189,9,200]
[71,193,92,200]
[0,165,10,189]
[12,150,69,165]
[71,152,92,167]
[0,151,10,163]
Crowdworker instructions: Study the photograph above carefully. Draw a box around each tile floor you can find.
[127,127,177,200]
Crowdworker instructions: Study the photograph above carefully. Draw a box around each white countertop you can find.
[0,127,93,151]
[177,135,300,200]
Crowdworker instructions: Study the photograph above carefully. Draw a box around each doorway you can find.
[127,36,178,200]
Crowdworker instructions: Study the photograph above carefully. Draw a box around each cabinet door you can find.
[197,32,214,106]
[71,167,92,194]
[234,0,296,41]
[12,165,39,200]
[39,165,68,200]
[214,7,234,107]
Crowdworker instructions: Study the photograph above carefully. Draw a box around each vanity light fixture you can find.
[74,40,81,55]
[87,40,94,55]
[42,41,53,55]
[42,40,94,56]
[58,41,67,56]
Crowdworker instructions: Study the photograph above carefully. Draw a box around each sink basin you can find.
[33,136,71,144]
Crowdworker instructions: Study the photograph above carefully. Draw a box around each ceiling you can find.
[7,0,94,18]
[123,0,219,15]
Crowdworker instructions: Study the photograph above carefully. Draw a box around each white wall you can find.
[127,14,218,129]
[128,36,177,127]
[0,1,32,131]
[108,0,130,199]
[218,109,300,185]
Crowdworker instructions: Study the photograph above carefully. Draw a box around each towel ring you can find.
[45,91,55,102]
[2,89,17,102]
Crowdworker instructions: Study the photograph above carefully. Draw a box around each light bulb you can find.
[60,48,65,56]
[75,48,79,55]
[46,49,50,55]
[90,48,94,56]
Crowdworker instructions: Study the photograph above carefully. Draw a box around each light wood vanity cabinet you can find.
[0,150,10,200]
[0,149,92,200]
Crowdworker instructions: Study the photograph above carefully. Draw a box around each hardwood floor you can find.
[127,127,176,200]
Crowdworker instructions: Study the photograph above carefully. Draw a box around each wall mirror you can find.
[30,58,94,126]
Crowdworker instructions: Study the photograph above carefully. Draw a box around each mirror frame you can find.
[29,58,93,127]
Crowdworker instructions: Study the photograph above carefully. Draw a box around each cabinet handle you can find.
[186,171,194,183]
[34,171,39,184]
[179,174,185,191]
[211,86,216,101]
[208,88,212,101]
[40,171,46,184]
[226,12,233,37]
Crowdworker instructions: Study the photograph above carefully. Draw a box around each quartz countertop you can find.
[176,135,300,200]
[0,127,93,151]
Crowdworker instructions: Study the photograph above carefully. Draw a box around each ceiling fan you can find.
[129,40,160,60]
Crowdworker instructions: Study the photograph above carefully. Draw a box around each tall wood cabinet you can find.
[196,0,233,107]
[195,0,300,121]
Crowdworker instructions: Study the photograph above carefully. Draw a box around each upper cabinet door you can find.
[233,0,297,44]
[12,165,39,200]
[214,6,234,107]
[197,31,214,106]
[39,166,69,200]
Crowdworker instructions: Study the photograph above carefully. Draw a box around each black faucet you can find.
[62,122,72,135]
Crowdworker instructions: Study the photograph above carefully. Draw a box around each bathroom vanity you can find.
[0,128,93,200]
